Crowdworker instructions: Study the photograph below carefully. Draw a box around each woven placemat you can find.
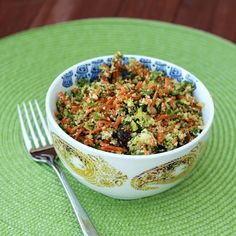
[0,18,236,235]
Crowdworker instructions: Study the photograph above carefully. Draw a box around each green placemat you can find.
[0,18,236,235]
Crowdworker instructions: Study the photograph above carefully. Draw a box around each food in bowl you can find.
[55,52,204,155]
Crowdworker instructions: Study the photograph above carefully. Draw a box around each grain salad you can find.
[55,52,204,155]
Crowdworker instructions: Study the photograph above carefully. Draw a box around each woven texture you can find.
[0,18,236,235]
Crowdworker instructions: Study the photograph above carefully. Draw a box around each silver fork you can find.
[17,100,98,236]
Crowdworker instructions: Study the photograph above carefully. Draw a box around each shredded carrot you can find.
[165,77,173,88]
[58,91,67,101]
[84,138,94,146]
[71,105,79,113]
[113,71,121,78]
[113,116,122,128]
[168,125,175,132]
[132,94,141,100]
[172,137,177,145]
[100,141,109,147]
[117,95,126,102]
[61,118,71,125]
[100,145,128,153]
[71,86,78,94]
[104,97,116,111]
[177,95,185,100]
[157,132,165,144]
[115,82,123,89]
[157,114,169,121]
[147,83,157,90]
[163,86,169,94]
[189,97,195,104]
[143,148,149,155]
[101,78,109,84]
[91,127,103,134]
[172,114,179,119]
[158,92,164,98]
[147,98,152,107]
[169,96,176,108]
[151,89,159,106]
[149,106,157,115]
[85,108,93,116]
[188,121,195,127]
[135,81,142,89]
[105,97,115,106]
[191,104,202,111]
[119,87,128,95]
[157,125,165,144]
[97,120,111,127]
[74,131,81,140]
[66,126,77,134]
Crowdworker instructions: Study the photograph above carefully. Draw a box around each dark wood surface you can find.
[0,0,236,43]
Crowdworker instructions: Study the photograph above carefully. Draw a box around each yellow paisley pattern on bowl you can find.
[131,143,203,190]
[52,133,128,187]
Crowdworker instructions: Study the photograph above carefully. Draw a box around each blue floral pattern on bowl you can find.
[169,67,184,82]
[60,55,198,90]
[106,57,113,67]
[154,62,168,74]
[122,56,130,65]
[90,59,104,82]
[139,58,152,69]
[61,70,73,88]
[76,64,89,80]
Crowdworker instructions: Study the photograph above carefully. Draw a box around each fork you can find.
[17,100,98,236]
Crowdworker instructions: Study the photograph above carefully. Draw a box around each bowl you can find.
[46,54,214,199]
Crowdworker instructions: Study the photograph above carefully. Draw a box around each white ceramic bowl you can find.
[46,55,214,199]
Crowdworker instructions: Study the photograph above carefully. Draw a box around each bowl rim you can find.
[46,54,215,160]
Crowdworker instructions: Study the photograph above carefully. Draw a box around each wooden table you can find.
[1,0,236,43]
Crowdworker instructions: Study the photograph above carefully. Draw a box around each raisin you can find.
[141,104,147,112]
[113,129,131,147]
[155,145,167,153]
[183,135,190,145]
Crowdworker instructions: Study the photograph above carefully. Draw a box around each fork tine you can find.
[34,100,52,144]
[29,101,47,146]
[23,102,40,148]
[17,105,32,151]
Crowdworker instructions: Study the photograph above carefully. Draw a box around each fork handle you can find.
[51,163,99,236]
